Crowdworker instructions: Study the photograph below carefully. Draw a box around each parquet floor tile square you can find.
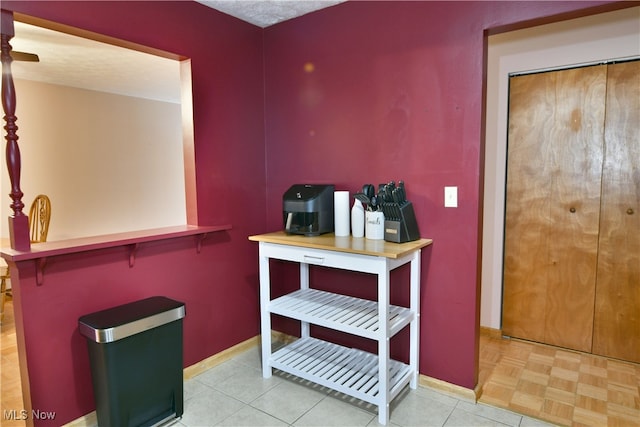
[575,394,608,413]
[607,385,639,408]
[545,386,575,405]
[551,366,580,383]
[577,382,608,401]
[573,406,608,426]
[541,398,574,425]
[517,378,548,398]
[480,381,516,407]
[607,401,640,424]
[548,376,578,394]
[579,372,608,388]
[509,390,546,414]
[522,367,551,386]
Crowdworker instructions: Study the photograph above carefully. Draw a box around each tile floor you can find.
[2,297,639,426]
[175,342,552,427]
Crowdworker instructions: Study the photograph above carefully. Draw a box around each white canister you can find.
[351,199,365,238]
[365,210,385,240]
[334,191,350,237]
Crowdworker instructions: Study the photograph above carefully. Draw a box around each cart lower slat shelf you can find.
[269,289,413,339]
[271,337,412,405]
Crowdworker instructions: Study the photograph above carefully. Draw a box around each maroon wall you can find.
[2,1,266,425]
[1,0,623,425]
[261,0,618,389]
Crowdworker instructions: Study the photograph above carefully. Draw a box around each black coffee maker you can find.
[283,184,334,236]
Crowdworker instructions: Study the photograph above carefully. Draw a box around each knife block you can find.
[383,201,420,243]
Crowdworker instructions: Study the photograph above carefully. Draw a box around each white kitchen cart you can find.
[249,231,432,425]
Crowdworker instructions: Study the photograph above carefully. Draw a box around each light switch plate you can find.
[444,186,458,208]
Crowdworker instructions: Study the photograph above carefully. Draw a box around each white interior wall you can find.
[0,79,186,241]
[481,6,640,329]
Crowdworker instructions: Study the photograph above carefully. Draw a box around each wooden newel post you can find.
[1,10,30,251]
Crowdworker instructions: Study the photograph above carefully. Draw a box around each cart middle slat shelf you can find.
[269,288,414,339]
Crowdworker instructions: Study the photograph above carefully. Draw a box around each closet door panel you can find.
[544,66,605,352]
[503,66,606,353]
[502,72,555,343]
[593,61,640,363]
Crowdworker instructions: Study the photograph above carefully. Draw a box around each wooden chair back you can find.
[28,194,51,243]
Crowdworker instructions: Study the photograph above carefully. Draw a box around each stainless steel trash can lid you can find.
[78,296,185,343]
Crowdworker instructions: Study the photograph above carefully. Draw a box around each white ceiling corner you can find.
[196,0,346,28]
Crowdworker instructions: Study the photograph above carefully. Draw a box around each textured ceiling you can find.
[8,1,345,103]
[11,21,182,103]
[196,0,344,27]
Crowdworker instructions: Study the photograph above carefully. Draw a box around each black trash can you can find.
[79,296,185,427]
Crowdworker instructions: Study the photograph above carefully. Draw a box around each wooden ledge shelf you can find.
[1,224,231,285]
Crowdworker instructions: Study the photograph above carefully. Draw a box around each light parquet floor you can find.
[478,333,640,426]
[2,299,639,426]
[1,299,25,427]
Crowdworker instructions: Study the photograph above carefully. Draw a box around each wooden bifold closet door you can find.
[502,61,639,362]
[592,61,640,363]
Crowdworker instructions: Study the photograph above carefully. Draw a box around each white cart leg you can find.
[300,262,310,339]
[409,249,421,389]
[259,243,272,378]
[378,261,390,425]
